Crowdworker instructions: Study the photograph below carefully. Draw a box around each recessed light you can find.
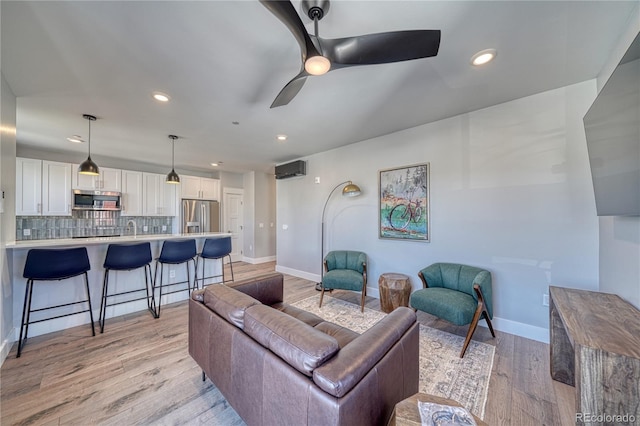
[276,134,287,141]
[211,163,219,167]
[152,92,171,102]
[471,49,497,66]
[67,135,84,143]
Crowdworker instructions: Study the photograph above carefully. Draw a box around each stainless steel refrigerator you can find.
[182,199,220,233]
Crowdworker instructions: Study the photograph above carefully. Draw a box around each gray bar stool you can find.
[99,242,156,333]
[18,247,95,357]
[195,237,234,289]
[153,239,197,317]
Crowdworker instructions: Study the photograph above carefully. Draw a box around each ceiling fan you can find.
[260,0,441,108]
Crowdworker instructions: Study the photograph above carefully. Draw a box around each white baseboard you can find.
[481,316,549,343]
[1,328,15,367]
[275,264,550,343]
[275,265,320,283]
[242,255,276,265]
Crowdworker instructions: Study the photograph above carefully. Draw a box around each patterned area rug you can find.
[292,295,495,419]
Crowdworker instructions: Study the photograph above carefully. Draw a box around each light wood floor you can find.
[1,261,575,425]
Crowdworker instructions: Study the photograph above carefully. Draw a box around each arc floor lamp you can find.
[316,180,362,291]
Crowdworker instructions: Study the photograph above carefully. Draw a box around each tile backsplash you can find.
[16,211,174,240]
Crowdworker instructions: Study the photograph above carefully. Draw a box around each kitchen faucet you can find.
[126,219,137,237]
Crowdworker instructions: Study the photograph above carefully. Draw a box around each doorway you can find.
[223,188,244,262]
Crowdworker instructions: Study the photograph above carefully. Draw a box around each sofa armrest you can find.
[312,307,417,397]
[226,272,284,305]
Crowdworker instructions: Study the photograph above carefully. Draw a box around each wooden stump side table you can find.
[378,272,411,313]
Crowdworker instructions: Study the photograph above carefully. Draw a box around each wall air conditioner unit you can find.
[275,160,306,179]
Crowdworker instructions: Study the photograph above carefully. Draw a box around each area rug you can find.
[291,295,495,419]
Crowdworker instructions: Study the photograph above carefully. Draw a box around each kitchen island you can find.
[7,232,231,339]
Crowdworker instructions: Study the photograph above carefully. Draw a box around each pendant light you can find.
[166,135,180,184]
[78,114,100,175]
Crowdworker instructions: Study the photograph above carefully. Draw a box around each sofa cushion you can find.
[276,304,325,327]
[314,322,359,348]
[244,305,340,376]
[204,284,261,329]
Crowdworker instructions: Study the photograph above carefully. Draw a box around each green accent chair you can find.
[319,250,367,312]
[410,262,495,358]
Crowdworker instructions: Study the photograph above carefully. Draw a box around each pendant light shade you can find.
[166,135,180,184]
[79,114,100,175]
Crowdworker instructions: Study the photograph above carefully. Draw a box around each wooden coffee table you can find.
[388,393,487,426]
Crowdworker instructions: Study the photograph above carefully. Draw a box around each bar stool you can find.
[195,237,234,289]
[18,247,95,357]
[99,242,156,333]
[153,239,197,317]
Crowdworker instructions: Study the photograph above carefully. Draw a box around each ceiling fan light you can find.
[305,55,331,75]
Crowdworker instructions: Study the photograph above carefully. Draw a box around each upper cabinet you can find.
[181,175,220,200]
[16,158,72,216]
[72,165,122,192]
[121,170,144,216]
[142,173,177,217]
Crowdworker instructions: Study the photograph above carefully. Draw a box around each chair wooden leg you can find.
[360,288,365,313]
[319,285,325,308]
[460,303,484,358]
[485,313,496,337]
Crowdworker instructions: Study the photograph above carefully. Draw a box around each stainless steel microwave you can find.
[72,189,122,211]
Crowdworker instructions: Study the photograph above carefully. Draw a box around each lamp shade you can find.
[79,114,99,175]
[78,157,100,176]
[166,169,180,184]
[342,182,361,197]
[166,135,180,184]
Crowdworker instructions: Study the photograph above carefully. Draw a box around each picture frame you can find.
[379,163,430,241]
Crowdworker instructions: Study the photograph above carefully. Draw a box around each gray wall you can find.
[1,72,17,363]
[276,80,600,340]
[254,171,276,259]
[596,8,640,308]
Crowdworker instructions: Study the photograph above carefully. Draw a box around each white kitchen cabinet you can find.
[16,158,72,216]
[121,170,143,216]
[72,165,121,191]
[181,175,219,200]
[142,173,177,216]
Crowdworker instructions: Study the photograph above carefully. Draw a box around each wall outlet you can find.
[249,244,253,252]
[143,225,148,232]
[23,228,31,236]
[169,270,176,278]
[543,294,549,306]
[162,225,167,231]
[315,177,320,184]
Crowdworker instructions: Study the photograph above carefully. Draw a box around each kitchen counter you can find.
[6,232,231,249]
[8,232,233,341]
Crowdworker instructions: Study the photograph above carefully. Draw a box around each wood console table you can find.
[549,286,640,424]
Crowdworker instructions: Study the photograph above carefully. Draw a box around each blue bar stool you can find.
[99,242,156,333]
[153,239,197,317]
[18,247,95,357]
[195,237,234,289]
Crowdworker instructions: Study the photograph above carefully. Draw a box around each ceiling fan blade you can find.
[259,0,322,61]
[270,71,308,108]
[319,30,441,67]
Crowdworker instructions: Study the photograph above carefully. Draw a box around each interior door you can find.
[223,188,244,262]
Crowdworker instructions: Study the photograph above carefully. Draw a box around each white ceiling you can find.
[2,1,638,174]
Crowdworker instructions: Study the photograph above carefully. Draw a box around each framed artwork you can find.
[379,163,430,241]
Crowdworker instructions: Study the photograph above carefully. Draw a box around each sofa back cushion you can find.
[204,284,261,329]
[244,305,340,376]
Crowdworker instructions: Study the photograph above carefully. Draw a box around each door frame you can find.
[223,187,244,262]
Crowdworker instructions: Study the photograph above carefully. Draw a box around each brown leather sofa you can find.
[189,272,419,426]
